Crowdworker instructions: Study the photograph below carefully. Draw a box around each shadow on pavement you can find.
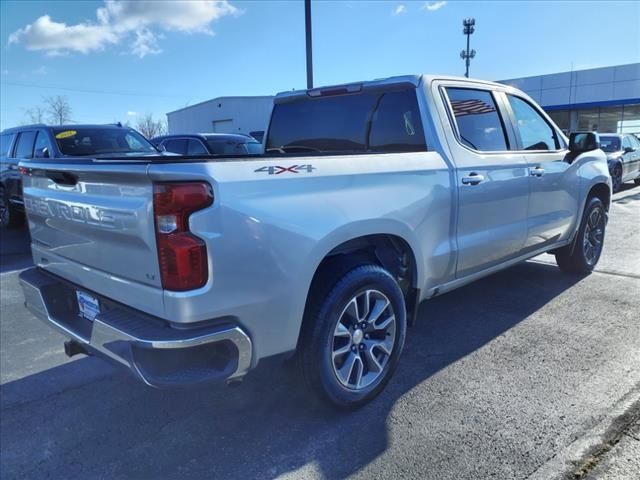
[0,261,584,478]
[0,225,32,273]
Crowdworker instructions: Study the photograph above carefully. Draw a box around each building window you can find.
[621,104,640,135]
[577,109,600,132]
[570,104,639,135]
[598,107,623,133]
[547,110,570,133]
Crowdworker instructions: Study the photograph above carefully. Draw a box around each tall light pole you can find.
[305,0,313,89]
[460,18,476,78]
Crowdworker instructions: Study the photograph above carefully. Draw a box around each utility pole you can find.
[305,0,313,89]
[460,18,476,78]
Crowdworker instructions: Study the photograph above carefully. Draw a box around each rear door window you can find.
[163,138,187,155]
[266,88,426,154]
[15,131,37,159]
[445,88,509,152]
[1,133,16,158]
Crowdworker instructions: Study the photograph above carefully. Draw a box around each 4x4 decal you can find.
[254,165,316,175]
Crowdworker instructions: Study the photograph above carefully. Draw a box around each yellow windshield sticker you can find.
[55,130,77,139]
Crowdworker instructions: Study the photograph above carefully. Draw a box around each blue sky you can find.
[1,0,638,129]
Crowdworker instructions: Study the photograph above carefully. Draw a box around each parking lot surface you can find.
[1,186,639,479]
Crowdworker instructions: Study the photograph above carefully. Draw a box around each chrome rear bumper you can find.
[19,267,252,387]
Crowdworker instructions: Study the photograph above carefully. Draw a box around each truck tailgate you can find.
[22,162,163,307]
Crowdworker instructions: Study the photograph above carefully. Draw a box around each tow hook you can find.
[64,340,90,358]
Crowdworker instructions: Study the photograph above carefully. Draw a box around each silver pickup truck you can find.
[19,75,610,408]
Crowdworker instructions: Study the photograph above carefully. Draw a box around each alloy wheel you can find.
[331,289,396,391]
[612,165,622,192]
[583,205,605,266]
[0,192,8,227]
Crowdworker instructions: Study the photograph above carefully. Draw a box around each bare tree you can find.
[25,106,46,124]
[44,95,72,125]
[135,113,167,139]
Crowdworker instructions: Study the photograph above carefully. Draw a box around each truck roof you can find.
[274,74,508,103]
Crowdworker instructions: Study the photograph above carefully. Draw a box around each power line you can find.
[1,80,186,99]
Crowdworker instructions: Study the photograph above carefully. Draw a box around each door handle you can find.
[461,173,485,185]
[529,166,545,177]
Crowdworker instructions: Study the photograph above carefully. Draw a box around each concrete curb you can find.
[527,384,640,480]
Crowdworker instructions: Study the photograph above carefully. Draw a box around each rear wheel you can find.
[555,197,606,274]
[611,163,623,193]
[299,264,407,408]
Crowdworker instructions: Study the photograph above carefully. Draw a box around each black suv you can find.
[151,133,262,156]
[0,124,160,228]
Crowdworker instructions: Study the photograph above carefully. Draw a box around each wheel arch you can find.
[296,231,421,355]
[587,182,611,212]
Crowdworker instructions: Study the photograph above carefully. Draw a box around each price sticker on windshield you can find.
[55,130,77,139]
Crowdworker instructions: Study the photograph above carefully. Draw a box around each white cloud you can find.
[98,0,239,34]
[8,15,118,56]
[8,1,239,58]
[130,28,162,58]
[423,1,447,11]
[393,4,407,16]
[127,111,137,116]
[33,66,48,75]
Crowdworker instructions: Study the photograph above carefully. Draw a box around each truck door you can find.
[441,86,529,278]
[502,94,578,252]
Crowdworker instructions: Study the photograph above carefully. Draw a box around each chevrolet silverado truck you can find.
[19,75,611,408]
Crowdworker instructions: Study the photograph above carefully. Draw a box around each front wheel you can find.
[555,197,607,274]
[611,163,623,193]
[299,264,407,408]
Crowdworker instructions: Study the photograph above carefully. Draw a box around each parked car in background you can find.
[151,133,262,156]
[19,75,611,408]
[599,133,640,192]
[0,123,162,228]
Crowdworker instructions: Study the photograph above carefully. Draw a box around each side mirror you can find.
[624,146,635,153]
[156,143,166,153]
[569,132,599,153]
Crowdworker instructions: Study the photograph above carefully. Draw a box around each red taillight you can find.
[153,182,213,291]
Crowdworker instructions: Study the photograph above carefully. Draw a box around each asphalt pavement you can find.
[0,185,639,479]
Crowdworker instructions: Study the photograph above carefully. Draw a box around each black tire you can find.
[299,264,407,408]
[611,163,623,193]
[0,186,24,229]
[555,196,607,274]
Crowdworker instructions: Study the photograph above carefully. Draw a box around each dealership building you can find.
[166,62,639,139]
[500,62,639,135]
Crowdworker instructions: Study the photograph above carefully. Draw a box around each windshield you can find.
[53,127,157,156]
[599,136,621,152]
[206,139,261,155]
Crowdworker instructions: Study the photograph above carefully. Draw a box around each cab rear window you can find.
[266,88,426,154]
